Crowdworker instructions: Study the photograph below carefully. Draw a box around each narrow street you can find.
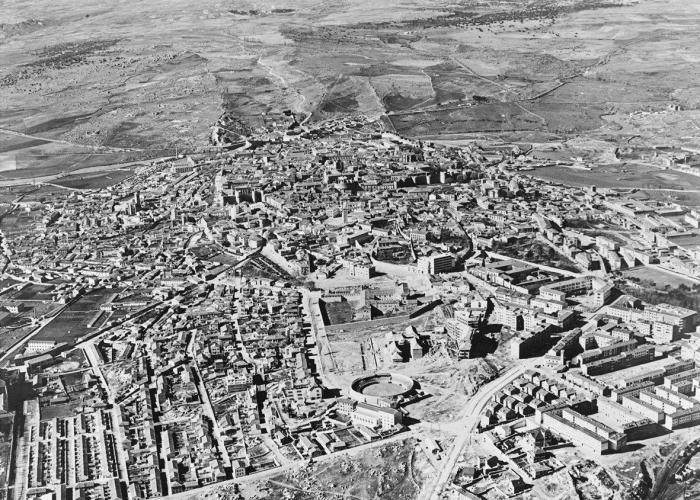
[188,330,233,471]
[83,343,113,403]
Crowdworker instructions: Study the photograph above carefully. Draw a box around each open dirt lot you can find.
[527,162,700,190]
[622,266,697,288]
[190,437,438,500]
[260,438,433,500]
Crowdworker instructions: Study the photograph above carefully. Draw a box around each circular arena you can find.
[349,373,416,407]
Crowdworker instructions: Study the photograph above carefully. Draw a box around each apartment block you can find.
[665,407,700,430]
[581,345,655,376]
[621,395,665,423]
[543,328,582,366]
[597,396,646,425]
[541,408,626,455]
[619,369,665,388]
[654,386,696,410]
[563,372,609,396]
[664,368,700,389]
[575,339,639,366]
[350,402,402,431]
[611,381,656,403]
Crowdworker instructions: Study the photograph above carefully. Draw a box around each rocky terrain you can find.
[2,0,700,177]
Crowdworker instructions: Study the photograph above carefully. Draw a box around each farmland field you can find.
[525,164,700,191]
[0,0,698,184]
[51,168,135,189]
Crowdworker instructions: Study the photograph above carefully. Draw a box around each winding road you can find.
[425,357,541,500]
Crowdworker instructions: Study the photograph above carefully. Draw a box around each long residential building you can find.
[581,345,655,376]
[541,407,626,455]
[621,394,666,423]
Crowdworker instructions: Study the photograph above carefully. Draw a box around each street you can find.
[425,357,541,500]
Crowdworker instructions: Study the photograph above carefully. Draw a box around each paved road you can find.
[426,357,541,500]
[83,343,114,403]
[302,289,339,389]
[188,330,232,470]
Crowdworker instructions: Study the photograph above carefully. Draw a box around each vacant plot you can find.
[406,391,468,424]
[526,163,700,191]
[40,402,82,420]
[491,237,579,272]
[51,168,135,189]
[261,438,433,500]
[11,284,55,302]
[321,301,355,325]
[239,254,295,282]
[622,267,696,288]
[34,288,116,344]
